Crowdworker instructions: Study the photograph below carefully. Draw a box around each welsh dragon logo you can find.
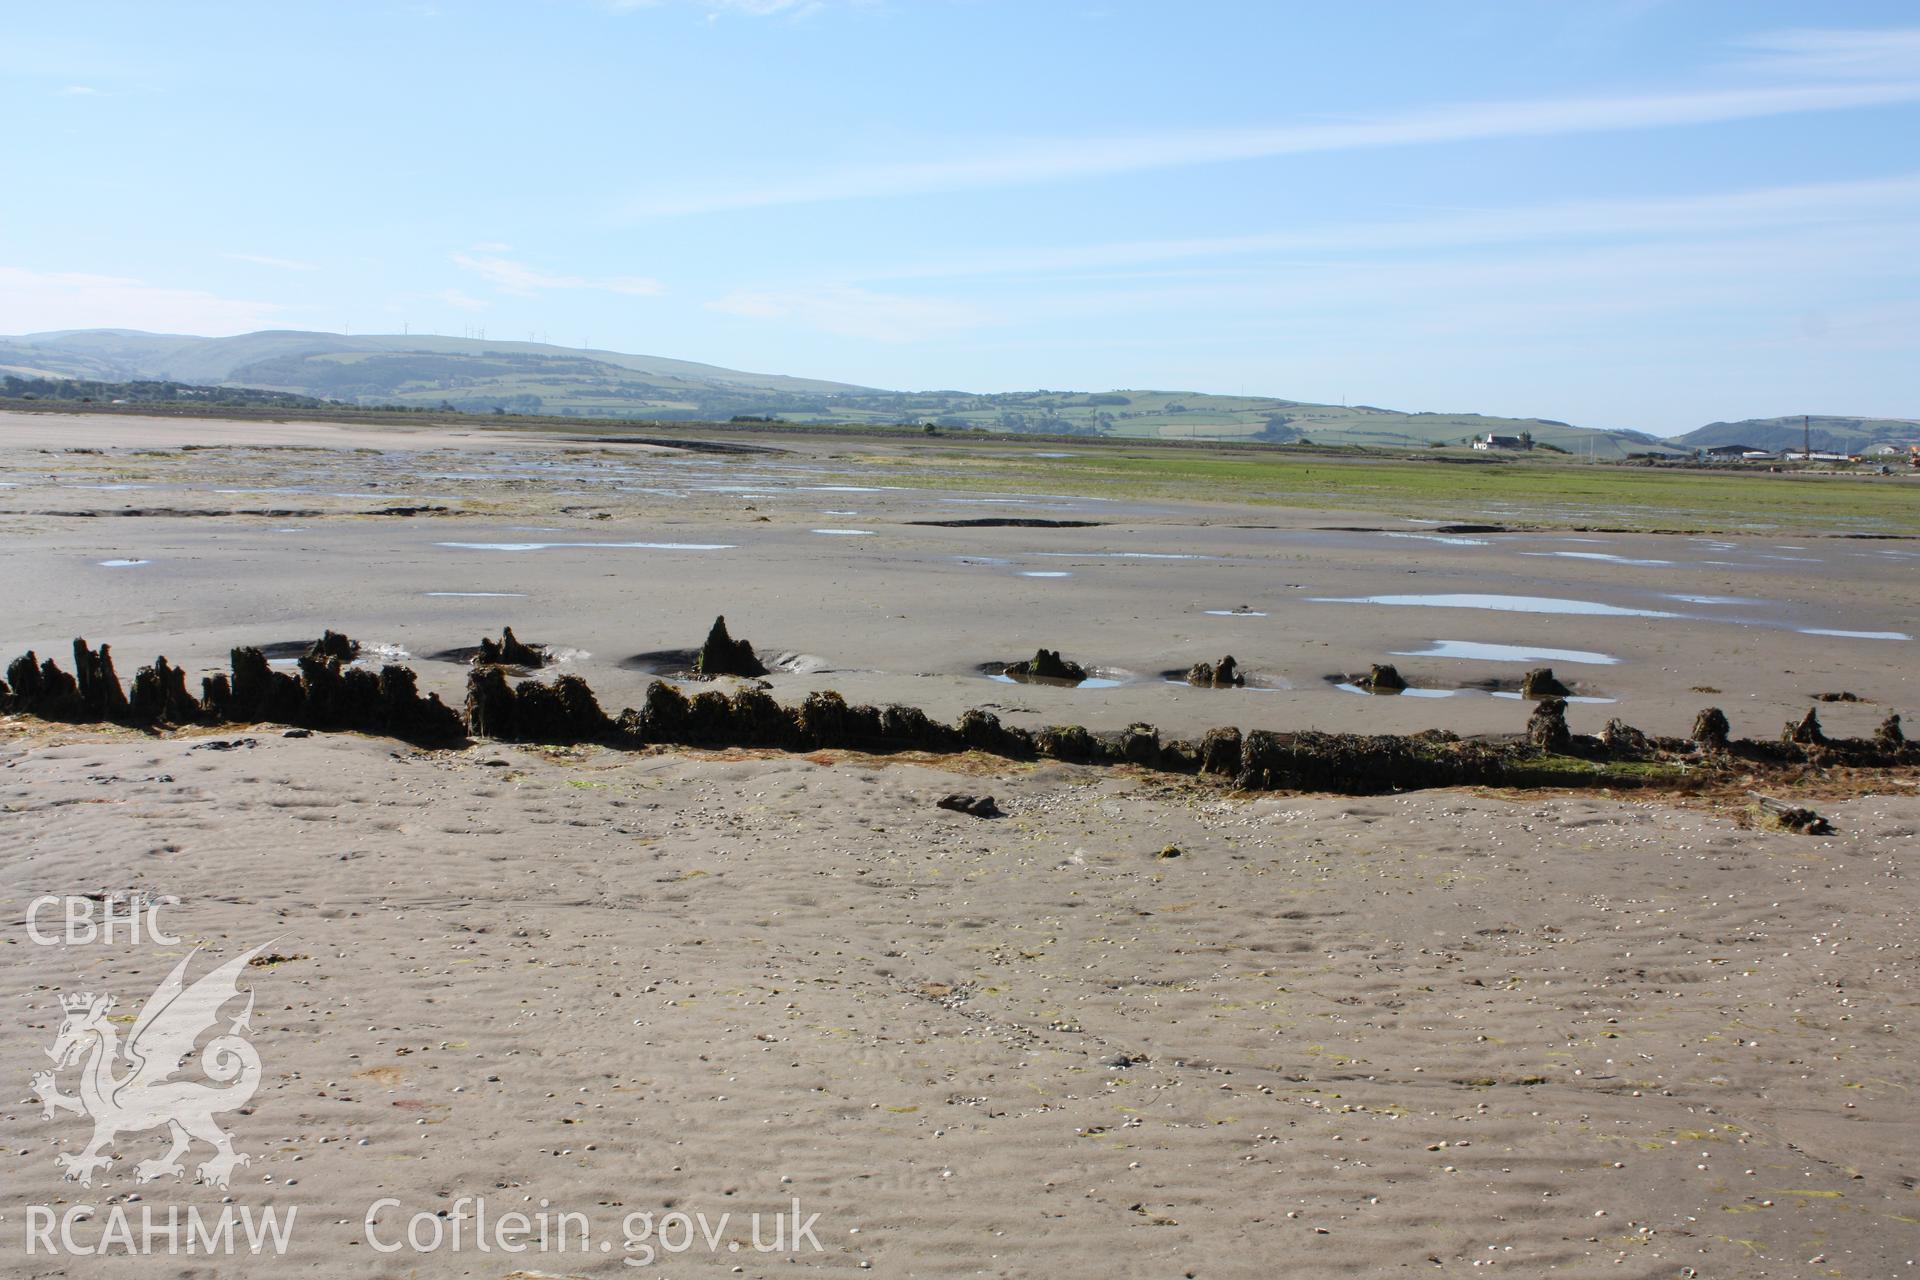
[34,942,272,1189]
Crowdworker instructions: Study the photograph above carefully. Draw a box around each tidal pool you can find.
[437,541,736,552]
[987,672,1128,689]
[1520,551,1674,567]
[1035,551,1217,561]
[1380,532,1490,547]
[1799,628,1910,641]
[1314,593,1679,619]
[1391,640,1620,665]
[978,660,1135,689]
[1333,682,1465,699]
[1489,691,1616,704]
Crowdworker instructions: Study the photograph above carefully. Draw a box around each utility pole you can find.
[1804,414,1811,460]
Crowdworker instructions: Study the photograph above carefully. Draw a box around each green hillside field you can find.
[0,329,1674,458]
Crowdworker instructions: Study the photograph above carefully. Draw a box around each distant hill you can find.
[1673,415,1920,454]
[0,329,870,420]
[0,328,1674,457]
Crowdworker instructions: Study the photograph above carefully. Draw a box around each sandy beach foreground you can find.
[5,726,1918,1277]
[2,413,1917,1277]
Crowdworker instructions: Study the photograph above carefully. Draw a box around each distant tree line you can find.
[0,375,324,408]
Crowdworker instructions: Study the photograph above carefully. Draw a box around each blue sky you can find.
[4,1,1917,434]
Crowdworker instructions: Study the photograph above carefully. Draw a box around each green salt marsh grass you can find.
[844,442,1920,534]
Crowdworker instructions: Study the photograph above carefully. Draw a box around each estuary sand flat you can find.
[2,412,1917,1276]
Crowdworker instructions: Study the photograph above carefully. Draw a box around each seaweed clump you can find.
[9,632,1920,799]
[1785,707,1826,746]
[1527,697,1571,751]
[1361,663,1407,693]
[465,667,609,744]
[306,630,359,663]
[1519,667,1571,698]
[477,627,546,668]
[1004,649,1087,683]
[1692,707,1730,753]
[694,616,766,677]
[1185,656,1244,688]
[0,634,462,745]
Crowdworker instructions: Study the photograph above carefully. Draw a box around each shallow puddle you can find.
[1314,593,1678,618]
[424,642,582,666]
[97,559,150,567]
[620,649,700,674]
[1019,571,1072,578]
[1490,691,1616,704]
[1333,682,1465,699]
[1520,551,1674,567]
[1204,608,1269,617]
[1798,627,1910,641]
[1158,671,1290,691]
[1034,551,1217,561]
[425,591,529,598]
[986,672,1129,689]
[1332,678,1613,703]
[1392,640,1620,665]
[1380,532,1491,546]
[811,529,874,536]
[619,647,823,676]
[437,541,736,552]
[1663,593,1761,606]
[978,660,1134,689]
[260,639,412,665]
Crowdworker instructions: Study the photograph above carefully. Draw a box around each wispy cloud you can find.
[56,84,95,96]
[629,72,1920,216]
[452,253,664,296]
[871,173,1920,282]
[707,285,986,341]
[703,170,1920,352]
[439,288,488,311]
[1733,26,1920,79]
[225,251,319,272]
[0,266,281,335]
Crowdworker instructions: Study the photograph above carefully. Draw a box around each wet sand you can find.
[2,411,1918,1277]
[0,412,1913,744]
